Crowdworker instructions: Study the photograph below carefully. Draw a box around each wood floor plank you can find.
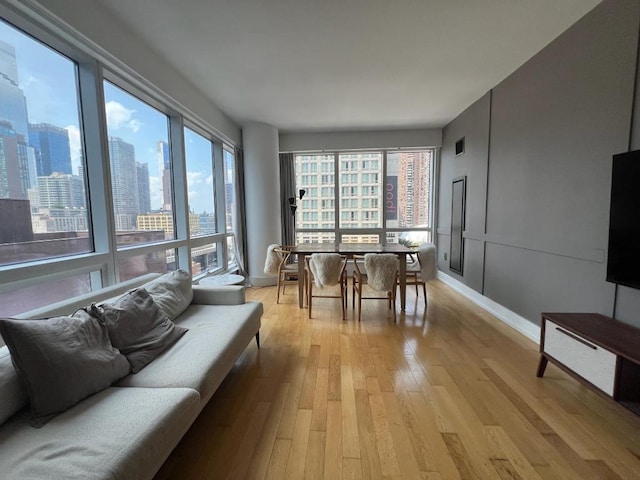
[341,365,361,459]
[310,367,329,432]
[354,388,384,480]
[284,409,313,478]
[264,438,291,480]
[304,430,326,480]
[245,383,291,479]
[324,400,343,479]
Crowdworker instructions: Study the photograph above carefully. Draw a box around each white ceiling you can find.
[95,0,601,133]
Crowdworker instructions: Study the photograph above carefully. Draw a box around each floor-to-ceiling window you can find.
[294,149,434,245]
[0,13,239,317]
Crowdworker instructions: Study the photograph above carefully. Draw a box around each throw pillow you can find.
[91,288,188,373]
[0,310,130,427]
[143,269,193,320]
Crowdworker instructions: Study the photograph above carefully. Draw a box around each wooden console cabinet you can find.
[537,312,640,415]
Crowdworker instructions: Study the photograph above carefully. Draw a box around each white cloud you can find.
[187,171,204,185]
[148,176,162,210]
[65,125,82,175]
[206,174,213,185]
[105,101,142,133]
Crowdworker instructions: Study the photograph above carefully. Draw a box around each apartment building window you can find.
[294,149,434,245]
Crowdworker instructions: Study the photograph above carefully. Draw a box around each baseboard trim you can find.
[437,272,541,344]
[250,276,277,287]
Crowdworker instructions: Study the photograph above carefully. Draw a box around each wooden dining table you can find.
[290,243,414,311]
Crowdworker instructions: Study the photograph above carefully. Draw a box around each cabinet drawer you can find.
[544,319,617,395]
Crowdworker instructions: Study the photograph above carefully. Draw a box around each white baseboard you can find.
[437,272,541,344]
[250,276,277,287]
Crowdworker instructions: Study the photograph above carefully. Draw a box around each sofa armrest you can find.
[191,285,246,305]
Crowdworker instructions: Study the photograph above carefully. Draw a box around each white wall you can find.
[243,122,281,286]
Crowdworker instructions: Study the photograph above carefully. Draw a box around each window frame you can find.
[293,149,437,245]
[0,8,239,311]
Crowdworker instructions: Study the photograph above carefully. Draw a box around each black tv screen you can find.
[606,149,640,289]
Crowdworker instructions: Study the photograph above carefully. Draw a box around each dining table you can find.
[290,242,414,311]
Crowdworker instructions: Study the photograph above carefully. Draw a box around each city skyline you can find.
[0,20,219,216]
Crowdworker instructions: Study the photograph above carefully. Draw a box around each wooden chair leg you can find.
[308,275,313,319]
[352,278,356,308]
[422,282,427,305]
[392,288,397,323]
[276,274,282,304]
[357,287,362,322]
[342,282,346,320]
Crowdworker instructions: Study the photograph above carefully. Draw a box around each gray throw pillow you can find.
[92,288,188,373]
[0,310,130,427]
[143,269,193,320]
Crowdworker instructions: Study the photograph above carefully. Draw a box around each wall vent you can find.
[455,137,465,156]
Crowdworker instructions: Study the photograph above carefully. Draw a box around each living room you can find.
[1,0,640,478]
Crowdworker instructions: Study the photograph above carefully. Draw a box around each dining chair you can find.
[353,253,399,322]
[264,244,300,304]
[305,253,348,319]
[403,243,437,305]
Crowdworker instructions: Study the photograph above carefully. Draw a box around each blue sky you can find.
[1,19,217,214]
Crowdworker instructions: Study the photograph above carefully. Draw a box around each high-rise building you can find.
[108,136,138,230]
[0,120,30,199]
[397,151,431,228]
[37,172,85,209]
[0,40,28,140]
[28,123,72,175]
[157,140,172,211]
[136,162,151,214]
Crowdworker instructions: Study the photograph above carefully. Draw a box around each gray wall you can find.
[438,0,640,328]
[279,128,442,152]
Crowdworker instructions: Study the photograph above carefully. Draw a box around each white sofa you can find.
[0,272,263,479]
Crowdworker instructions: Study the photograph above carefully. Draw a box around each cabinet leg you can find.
[536,356,548,377]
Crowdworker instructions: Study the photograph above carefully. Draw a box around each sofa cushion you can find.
[117,302,262,403]
[0,386,200,480]
[0,310,130,427]
[143,269,193,320]
[0,346,28,426]
[92,288,188,373]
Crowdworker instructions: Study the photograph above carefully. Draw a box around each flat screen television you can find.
[606,149,640,289]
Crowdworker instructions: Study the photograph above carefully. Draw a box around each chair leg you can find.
[391,288,397,323]
[357,287,362,322]
[342,282,346,320]
[276,274,282,304]
[422,282,427,305]
[352,279,356,308]
[308,276,313,319]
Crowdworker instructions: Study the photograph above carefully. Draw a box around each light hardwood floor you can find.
[155,280,640,479]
